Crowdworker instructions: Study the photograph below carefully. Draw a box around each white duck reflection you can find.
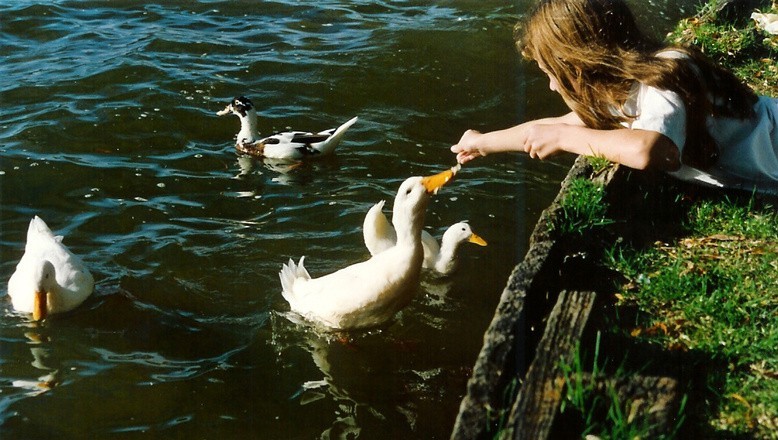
[11,331,60,395]
[235,155,315,187]
[272,314,421,438]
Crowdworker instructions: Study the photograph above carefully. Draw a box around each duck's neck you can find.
[237,110,261,143]
[394,215,424,249]
[434,238,460,274]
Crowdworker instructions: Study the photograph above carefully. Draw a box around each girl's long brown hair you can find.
[516,0,757,169]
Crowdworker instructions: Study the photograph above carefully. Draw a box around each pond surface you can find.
[0,1,696,438]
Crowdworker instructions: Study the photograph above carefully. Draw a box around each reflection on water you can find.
[0,0,698,438]
[10,332,59,396]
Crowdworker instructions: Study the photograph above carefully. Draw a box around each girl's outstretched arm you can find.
[450,112,584,163]
[451,112,680,171]
[521,123,680,171]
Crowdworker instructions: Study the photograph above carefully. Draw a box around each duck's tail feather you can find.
[279,256,310,305]
[363,200,395,256]
[28,216,57,243]
[314,116,358,155]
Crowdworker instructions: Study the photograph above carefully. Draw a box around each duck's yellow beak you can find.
[469,233,488,246]
[421,163,461,194]
[216,105,233,116]
[32,290,48,322]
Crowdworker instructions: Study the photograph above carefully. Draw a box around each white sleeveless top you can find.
[620,52,778,194]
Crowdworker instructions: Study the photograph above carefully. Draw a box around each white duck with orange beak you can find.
[363,202,487,276]
[8,216,94,321]
[279,165,460,330]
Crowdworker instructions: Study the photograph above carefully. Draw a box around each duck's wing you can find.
[260,132,329,158]
[260,117,358,158]
[285,257,373,301]
[290,132,333,144]
[420,230,440,269]
[262,131,331,145]
[363,200,396,256]
[281,249,419,329]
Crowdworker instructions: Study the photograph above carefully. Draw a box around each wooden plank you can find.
[507,289,597,439]
[581,373,681,436]
[450,157,598,440]
[448,244,538,440]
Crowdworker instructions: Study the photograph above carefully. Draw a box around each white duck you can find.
[363,202,487,276]
[217,96,358,160]
[279,165,460,330]
[7,216,94,321]
[421,221,487,275]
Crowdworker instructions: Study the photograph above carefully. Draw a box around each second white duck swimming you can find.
[363,202,487,276]
[217,96,358,160]
[279,165,460,330]
[7,216,94,321]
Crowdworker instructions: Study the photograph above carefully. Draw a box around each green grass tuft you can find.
[556,178,613,235]
[559,332,687,439]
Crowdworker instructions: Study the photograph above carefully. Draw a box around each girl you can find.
[451,0,778,193]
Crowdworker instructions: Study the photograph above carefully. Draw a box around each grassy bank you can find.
[559,1,778,438]
[607,196,778,438]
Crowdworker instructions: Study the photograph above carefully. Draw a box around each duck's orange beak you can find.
[421,163,461,194]
[32,290,48,322]
[469,232,488,246]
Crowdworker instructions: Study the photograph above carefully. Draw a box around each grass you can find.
[606,197,778,437]
[669,0,778,96]
[591,1,778,437]
[492,1,777,438]
[555,177,613,235]
[559,332,687,439]
[486,377,519,440]
[585,154,613,176]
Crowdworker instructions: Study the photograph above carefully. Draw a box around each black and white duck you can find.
[217,96,357,160]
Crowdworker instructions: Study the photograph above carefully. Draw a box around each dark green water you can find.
[0,1,696,438]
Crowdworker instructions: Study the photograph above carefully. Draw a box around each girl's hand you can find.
[522,124,564,160]
[451,129,487,164]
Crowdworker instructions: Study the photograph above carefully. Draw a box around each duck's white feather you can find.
[7,216,94,318]
[362,200,396,256]
[280,168,461,330]
[426,222,487,275]
[261,116,358,160]
[363,206,486,275]
[280,245,423,329]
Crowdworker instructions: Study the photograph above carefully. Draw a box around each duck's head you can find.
[32,260,57,321]
[217,96,261,144]
[393,164,461,234]
[217,96,255,118]
[443,222,488,248]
